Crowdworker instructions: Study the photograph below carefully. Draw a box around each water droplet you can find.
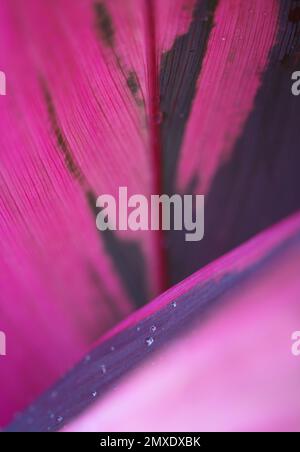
[150,325,157,333]
[137,326,141,332]
[222,37,226,41]
[146,337,154,347]
[49,412,55,420]
[92,391,97,397]
[172,301,177,308]
[57,416,63,423]
[85,355,91,362]
[50,390,57,399]
[110,346,115,352]
[100,364,107,375]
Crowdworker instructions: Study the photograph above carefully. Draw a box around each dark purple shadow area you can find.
[6,232,300,432]
[167,0,300,284]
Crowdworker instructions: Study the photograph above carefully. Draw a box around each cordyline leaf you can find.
[166,0,300,284]
[6,212,300,432]
[65,222,300,433]
[0,0,300,428]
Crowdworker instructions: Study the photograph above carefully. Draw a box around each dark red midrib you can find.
[145,0,169,293]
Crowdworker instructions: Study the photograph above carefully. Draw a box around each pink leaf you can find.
[6,212,300,431]
[1,0,300,429]
[64,214,300,432]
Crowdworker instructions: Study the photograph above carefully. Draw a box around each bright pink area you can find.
[65,227,300,431]
[0,0,198,427]
[178,0,279,193]
[0,0,160,426]
[155,0,195,57]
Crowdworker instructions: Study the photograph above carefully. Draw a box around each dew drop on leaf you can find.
[50,390,57,399]
[146,337,154,347]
